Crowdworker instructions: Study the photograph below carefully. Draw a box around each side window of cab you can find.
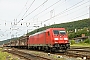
[47,31,50,36]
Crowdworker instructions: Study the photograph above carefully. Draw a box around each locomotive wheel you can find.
[38,46,41,50]
[44,46,49,52]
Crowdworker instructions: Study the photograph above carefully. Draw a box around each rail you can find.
[3,48,52,60]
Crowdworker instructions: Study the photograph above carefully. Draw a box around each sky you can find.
[0,0,90,41]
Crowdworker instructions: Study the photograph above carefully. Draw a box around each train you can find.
[3,28,70,52]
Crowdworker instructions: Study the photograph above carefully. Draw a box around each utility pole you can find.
[26,23,29,35]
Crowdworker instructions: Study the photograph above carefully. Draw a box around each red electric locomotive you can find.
[28,28,70,51]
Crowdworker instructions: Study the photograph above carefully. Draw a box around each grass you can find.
[71,43,90,47]
[0,48,9,60]
[0,48,18,60]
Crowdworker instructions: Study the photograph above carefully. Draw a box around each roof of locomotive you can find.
[48,28,65,30]
[29,28,65,37]
[29,30,46,37]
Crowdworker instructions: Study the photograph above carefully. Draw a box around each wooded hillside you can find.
[27,18,90,35]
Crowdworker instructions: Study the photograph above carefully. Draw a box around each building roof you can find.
[73,36,88,40]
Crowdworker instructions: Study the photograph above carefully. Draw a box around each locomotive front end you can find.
[52,28,70,51]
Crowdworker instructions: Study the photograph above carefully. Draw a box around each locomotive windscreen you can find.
[53,30,66,35]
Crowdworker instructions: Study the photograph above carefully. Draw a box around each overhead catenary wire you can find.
[42,0,89,23]
[31,0,71,23]
[27,0,66,27]
[16,0,36,26]
[41,6,88,25]
[15,0,48,26]
[28,0,62,21]
[27,0,85,24]
[54,1,90,21]
[37,0,68,19]
[27,0,89,27]
[70,13,89,21]
[16,0,29,19]
[14,0,86,26]
[22,0,48,19]
[2,0,89,27]
[21,0,36,19]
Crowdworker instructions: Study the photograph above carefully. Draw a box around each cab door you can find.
[46,31,51,44]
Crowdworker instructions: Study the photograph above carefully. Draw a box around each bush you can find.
[70,40,75,45]
[84,39,90,43]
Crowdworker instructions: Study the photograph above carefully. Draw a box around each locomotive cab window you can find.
[53,30,59,35]
[59,30,66,34]
[53,30,66,35]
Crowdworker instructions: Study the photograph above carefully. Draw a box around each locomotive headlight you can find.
[64,38,68,40]
[54,38,58,40]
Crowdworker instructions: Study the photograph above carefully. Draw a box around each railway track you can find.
[66,48,90,60]
[3,47,90,60]
[50,47,90,60]
[4,48,51,60]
